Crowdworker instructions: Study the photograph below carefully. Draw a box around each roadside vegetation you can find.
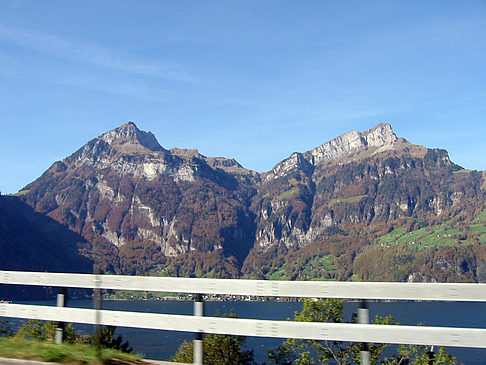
[267,298,456,364]
[170,301,456,364]
[2,301,458,364]
[171,312,254,365]
[0,319,140,364]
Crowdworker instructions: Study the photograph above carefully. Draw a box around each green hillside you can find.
[376,208,486,249]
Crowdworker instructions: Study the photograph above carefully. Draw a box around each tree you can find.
[171,311,254,365]
[384,345,456,365]
[15,320,57,341]
[267,298,456,365]
[14,320,131,350]
[0,317,12,336]
[14,319,83,344]
[93,325,133,353]
[268,299,390,365]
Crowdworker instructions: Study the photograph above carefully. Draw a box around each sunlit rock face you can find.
[303,123,398,166]
[265,123,398,183]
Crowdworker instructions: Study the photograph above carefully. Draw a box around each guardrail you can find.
[1,270,486,365]
[2,271,485,301]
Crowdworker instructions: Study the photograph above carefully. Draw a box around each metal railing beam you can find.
[1,271,485,302]
[1,303,486,349]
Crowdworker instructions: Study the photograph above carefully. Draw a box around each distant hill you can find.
[12,122,486,282]
[0,195,93,299]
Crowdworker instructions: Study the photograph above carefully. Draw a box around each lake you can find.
[7,299,486,364]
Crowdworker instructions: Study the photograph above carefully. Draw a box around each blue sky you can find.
[1,1,485,194]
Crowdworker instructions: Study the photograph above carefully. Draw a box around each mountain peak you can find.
[99,122,165,153]
[302,123,399,166]
[362,122,398,147]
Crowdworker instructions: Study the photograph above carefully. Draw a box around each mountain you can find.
[252,123,479,249]
[17,122,257,276]
[13,122,486,281]
[244,124,486,282]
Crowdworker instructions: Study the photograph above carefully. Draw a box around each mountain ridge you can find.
[304,122,399,165]
[34,121,444,181]
[12,121,486,282]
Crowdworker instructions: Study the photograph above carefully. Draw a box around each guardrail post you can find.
[427,346,435,365]
[193,293,204,365]
[358,299,370,365]
[94,265,102,358]
[55,287,67,344]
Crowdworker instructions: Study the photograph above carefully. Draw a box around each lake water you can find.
[7,299,486,364]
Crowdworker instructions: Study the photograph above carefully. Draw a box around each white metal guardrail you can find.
[1,303,486,348]
[2,270,485,301]
[1,270,486,363]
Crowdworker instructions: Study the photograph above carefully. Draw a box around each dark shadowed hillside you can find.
[0,195,93,299]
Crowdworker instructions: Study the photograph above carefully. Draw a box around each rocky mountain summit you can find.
[99,121,165,152]
[305,122,399,165]
[264,123,403,182]
[15,122,486,280]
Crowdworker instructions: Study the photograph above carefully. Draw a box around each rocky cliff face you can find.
[16,122,486,276]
